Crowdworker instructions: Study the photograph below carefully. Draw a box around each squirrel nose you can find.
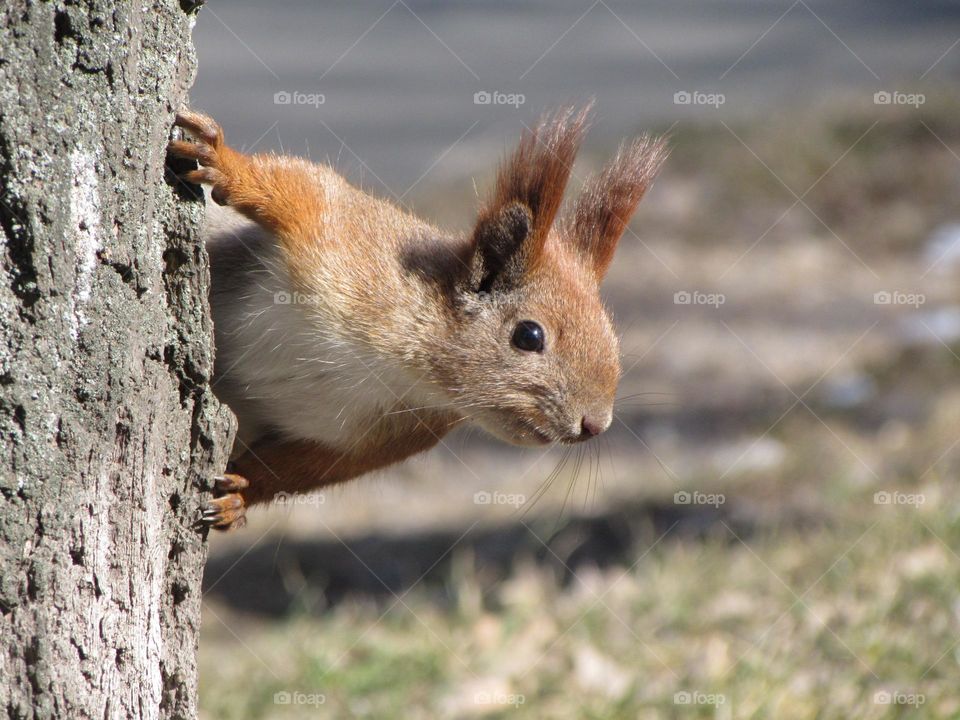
[580,415,607,439]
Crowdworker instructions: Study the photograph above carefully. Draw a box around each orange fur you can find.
[478,106,589,257]
[231,409,450,505]
[171,111,325,277]
[168,107,664,530]
[566,134,667,278]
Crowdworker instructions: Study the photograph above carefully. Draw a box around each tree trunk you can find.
[0,2,233,718]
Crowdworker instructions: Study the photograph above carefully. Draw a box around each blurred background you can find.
[191,2,960,717]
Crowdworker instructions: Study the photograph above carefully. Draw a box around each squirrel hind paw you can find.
[214,473,249,492]
[199,474,250,531]
[200,494,247,531]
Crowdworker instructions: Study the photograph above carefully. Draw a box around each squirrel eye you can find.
[511,320,545,353]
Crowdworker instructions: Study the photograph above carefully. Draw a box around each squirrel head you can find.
[420,106,666,446]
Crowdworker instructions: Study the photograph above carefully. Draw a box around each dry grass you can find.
[199,390,960,718]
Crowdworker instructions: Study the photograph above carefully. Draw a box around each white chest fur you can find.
[204,205,434,450]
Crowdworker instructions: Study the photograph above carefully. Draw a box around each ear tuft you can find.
[487,105,591,249]
[468,105,591,290]
[567,134,668,279]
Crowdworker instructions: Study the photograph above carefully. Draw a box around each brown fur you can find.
[168,107,664,530]
[566,134,668,278]
[232,408,450,505]
[481,107,588,253]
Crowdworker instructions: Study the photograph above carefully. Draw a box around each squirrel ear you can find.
[467,105,590,291]
[469,202,533,292]
[567,134,667,280]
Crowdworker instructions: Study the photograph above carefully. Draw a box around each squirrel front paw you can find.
[168,110,236,206]
[200,473,249,531]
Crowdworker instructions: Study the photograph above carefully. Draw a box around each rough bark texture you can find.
[0,2,233,718]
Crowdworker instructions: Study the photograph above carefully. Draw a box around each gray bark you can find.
[0,2,233,719]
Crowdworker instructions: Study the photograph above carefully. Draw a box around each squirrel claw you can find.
[200,473,250,531]
[174,109,222,144]
[168,109,231,202]
[200,494,247,530]
[214,473,249,493]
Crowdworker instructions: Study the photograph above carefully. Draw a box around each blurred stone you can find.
[922,223,960,273]
[705,635,731,679]
[574,646,632,699]
[822,372,877,409]
[877,420,911,452]
[899,307,960,346]
[712,437,787,475]
[899,544,948,580]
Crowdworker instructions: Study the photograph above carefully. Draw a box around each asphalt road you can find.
[192,0,960,193]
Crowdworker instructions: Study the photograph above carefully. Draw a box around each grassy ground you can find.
[198,102,960,719]
[199,476,960,718]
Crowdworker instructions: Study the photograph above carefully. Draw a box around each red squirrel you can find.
[168,106,665,529]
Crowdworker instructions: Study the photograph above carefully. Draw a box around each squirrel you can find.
[167,106,665,530]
